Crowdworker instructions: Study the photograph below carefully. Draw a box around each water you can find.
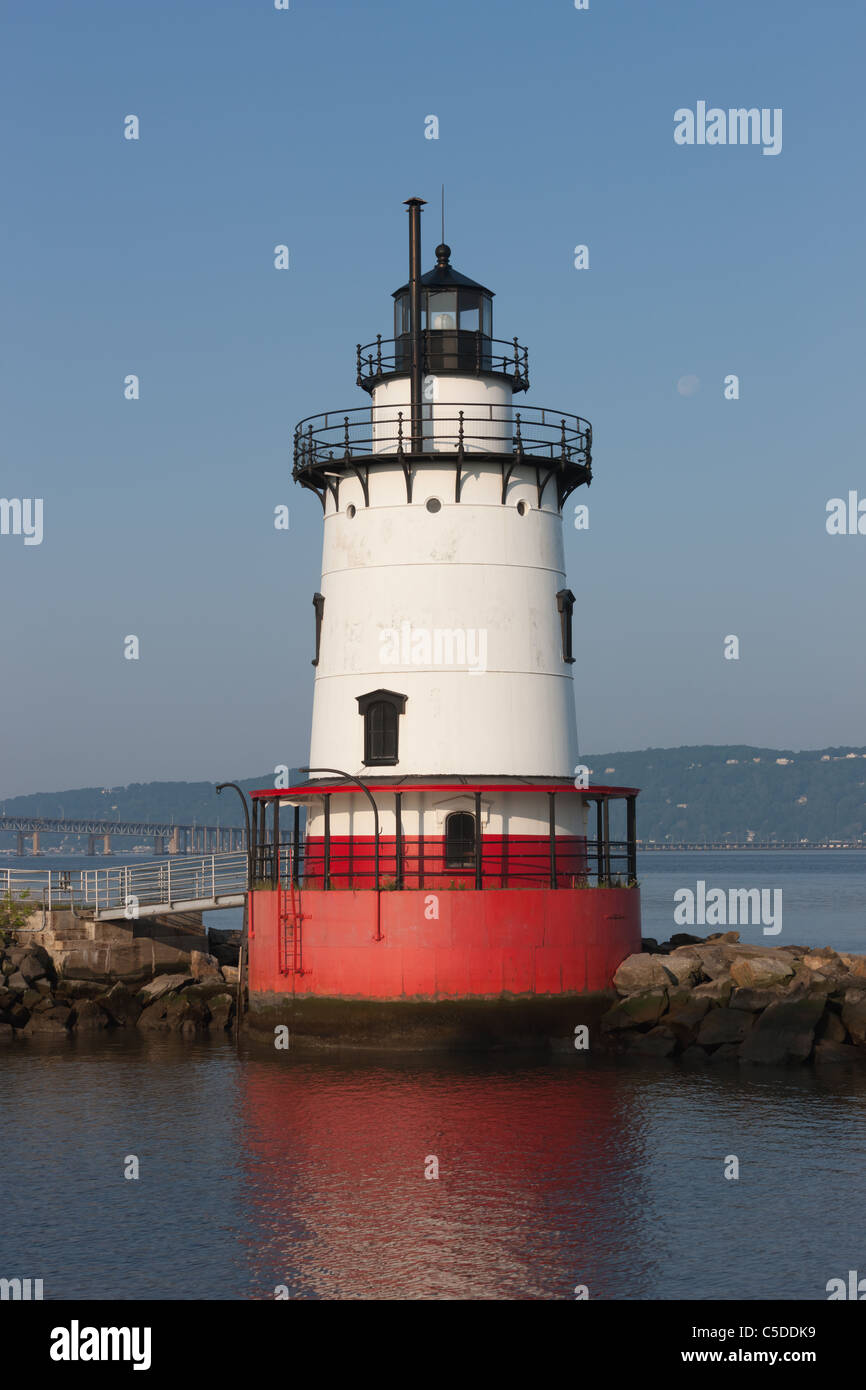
[1,849,865,1300]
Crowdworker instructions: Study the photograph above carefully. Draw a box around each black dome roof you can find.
[392,243,494,298]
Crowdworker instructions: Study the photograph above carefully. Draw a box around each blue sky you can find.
[1,0,863,796]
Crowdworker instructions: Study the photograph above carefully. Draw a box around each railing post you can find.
[395,792,403,890]
[273,799,280,889]
[602,799,611,883]
[167,858,172,906]
[474,791,483,890]
[323,793,331,889]
[595,799,604,885]
[292,806,300,887]
[548,791,557,889]
[627,796,637,884]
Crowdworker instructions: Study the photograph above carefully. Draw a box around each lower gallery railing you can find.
[251,835,636,892]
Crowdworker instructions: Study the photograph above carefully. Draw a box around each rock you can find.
[730,987,784,1012]
[839,953,866,980]
[207,993,234,1031]
[190,950,221,981]
[740,996,826,1066]
[708,1042,742,1064]
[614,954,675,995]
[71,1000,108,1031]
[729,956,795,990]
[817,1010,848,1044]
[696,1008,754,1048]
[6,971,27,992]
[693,977,733,1004]
[669,933,706,947]
[841,992,866,1046]
[680,1045,709,1065]
[661,951,703,987]
[665,998,711,1046]
[137,999,171,1031]
[692,947,732,981]
[99,983,141,1027]
[0,958,15,975]
[0,1022,14,1042]
[7,1003,29,1028]
[164,993,209,1033]
[19,953,48,985]
[814,1041,865,1065]
[32,997,56,1013]
[21,989,43,1009]
[21,1006,71,1035]
[0,987,16,1010]
[601,990,668,1031]
[706,931,740,943]
[138,973,193,1004]
[629,1026,678,1058]
[220,965,239,985]
[34,979,53,996]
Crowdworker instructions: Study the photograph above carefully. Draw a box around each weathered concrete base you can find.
[22,907,209,987]
[244,990,615,1052]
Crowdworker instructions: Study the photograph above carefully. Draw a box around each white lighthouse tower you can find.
[246,198,639,1044]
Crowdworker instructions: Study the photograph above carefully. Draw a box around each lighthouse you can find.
[245,199,641,1048]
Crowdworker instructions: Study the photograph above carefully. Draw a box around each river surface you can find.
[1,850,864,1300]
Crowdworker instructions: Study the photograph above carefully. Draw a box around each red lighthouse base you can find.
[245,885,641,1050]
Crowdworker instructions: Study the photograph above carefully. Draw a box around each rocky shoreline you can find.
[603,932,866,1065]
[4,923,866,1064]
[0,938,239,1040]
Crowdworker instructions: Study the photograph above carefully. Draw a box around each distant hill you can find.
[582,746,866,844]
[2,747,866,845]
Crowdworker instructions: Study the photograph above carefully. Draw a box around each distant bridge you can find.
[637,841,866,851]
[0,815,245,856]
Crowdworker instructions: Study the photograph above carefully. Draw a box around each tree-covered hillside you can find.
[2,749,866,845]
[583,746,866,843]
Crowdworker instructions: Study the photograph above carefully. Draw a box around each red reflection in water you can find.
[237,1056,646,1299]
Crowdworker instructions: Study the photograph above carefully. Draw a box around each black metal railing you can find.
[356,333,529,393]
[293,402,591,474]
[251,837,635,893]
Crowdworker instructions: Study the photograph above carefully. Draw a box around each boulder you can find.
[18,954,47,985]
[817,1010,848,1044]
[6,971,27,992]
[21,1006,71,1035]
[740,996,826,1065]
[601,990,668,1031]
[814,1041,865,1065]
[661,951,703,987]
[841,992,866,1046]
[696,1008,754,1048]
[706,931,741,944]
[165,993,209,1032]
[629,1026,678,1058]
[190,950,222,981]
[669,933,706,947]
[137,999,171,1031]
[693,977,733,1004]
[730,987,785,1012]
[207,993,234,1031]
[7,1003,29,1028]
[680,1045,709,1065]
[0,1022,14,1042]
[98,983,141,1027]
[71,1000,108,1031]
[708,1042,742,1065]
[692,947,732,981]
[839,953,866,981]
[138,974,193,1004]
[613,954,675,995]
[665,998,711,1046]
[729,956,794,990]
[221,965,240,985]
[21,989,43,1009]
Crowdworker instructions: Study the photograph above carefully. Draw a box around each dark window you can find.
[357,689,407,767]
[556,588,576,664]
[445,811,475,868]
[311,593,325,667]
